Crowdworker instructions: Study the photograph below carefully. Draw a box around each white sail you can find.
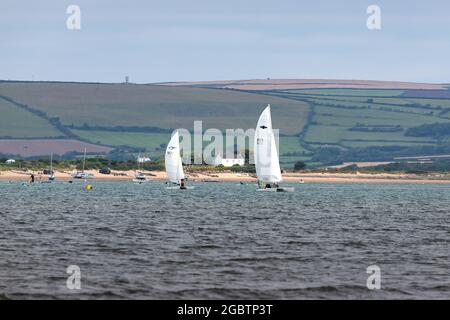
[165,131,185,184]
[254,104,282,184]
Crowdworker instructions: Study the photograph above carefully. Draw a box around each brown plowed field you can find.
[0,139,112,157]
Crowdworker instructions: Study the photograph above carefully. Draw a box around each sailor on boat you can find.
[263,182,279,189]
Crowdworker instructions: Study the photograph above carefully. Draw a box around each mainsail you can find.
[165,131,185,184]
[254,105,282,184]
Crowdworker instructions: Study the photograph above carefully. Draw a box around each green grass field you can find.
[340,140,437,148]
[0,82,309,136]
[314,105,445,127]
[71,130,170,151]
[278,136,310,155]
[0,98,64,138]
[304,125,435,144]
[73,129,308,160]
[402,98,450,108]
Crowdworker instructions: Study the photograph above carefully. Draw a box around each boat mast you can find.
[138,153,141,172]
[82,148,86,173]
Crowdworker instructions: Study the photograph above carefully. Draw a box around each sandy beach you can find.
[1,169,450,184]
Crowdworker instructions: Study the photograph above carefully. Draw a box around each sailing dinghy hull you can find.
[257,187,294,192]
[166,186,195,190]
[133,179,149,184]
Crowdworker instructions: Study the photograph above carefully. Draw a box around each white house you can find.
[213,154,245,167]
[137,156,151,163]
[5,159,16,164]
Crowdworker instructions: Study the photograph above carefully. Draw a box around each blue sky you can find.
[1,0,449,83]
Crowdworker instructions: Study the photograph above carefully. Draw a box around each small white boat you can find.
[133,153,150,183]
[73,172,94,179]
[133,180,149,184]
[133,172,149,184]
[48,152,55,182]
[73,148,94,179]
[166,184,194,190]
[254,105,294,192]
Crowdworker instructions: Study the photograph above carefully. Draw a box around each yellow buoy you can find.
[85,184,93,190]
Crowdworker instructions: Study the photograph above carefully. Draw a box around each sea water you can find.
[0,181,448,299]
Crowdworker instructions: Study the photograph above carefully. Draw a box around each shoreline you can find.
[1,170,450,184]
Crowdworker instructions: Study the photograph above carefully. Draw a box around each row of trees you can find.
[405,122,450,138]
[311,144,450,165]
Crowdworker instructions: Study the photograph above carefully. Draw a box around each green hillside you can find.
[0,82,308,135]
[0,97,64,138]
[259,88,450,165]
[1,81,450,168]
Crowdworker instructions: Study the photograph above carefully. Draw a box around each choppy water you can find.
[0,180,449,299]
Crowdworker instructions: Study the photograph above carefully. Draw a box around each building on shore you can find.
[213,154,245,167]
[137,156,151,163]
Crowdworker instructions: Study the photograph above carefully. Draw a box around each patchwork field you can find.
[1,80,450,167]
[257,87,450,166]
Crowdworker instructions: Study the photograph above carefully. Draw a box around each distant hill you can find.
[0,81,308,162]
[158,79,449,91]
[1,79,450,168]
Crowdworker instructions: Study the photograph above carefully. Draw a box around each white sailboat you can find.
[254,104,294,192]
[48,152,55,181]
[133,153,149,184]
[165,131,190,189]
[39,152,55,184]
[73,148,94,179]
